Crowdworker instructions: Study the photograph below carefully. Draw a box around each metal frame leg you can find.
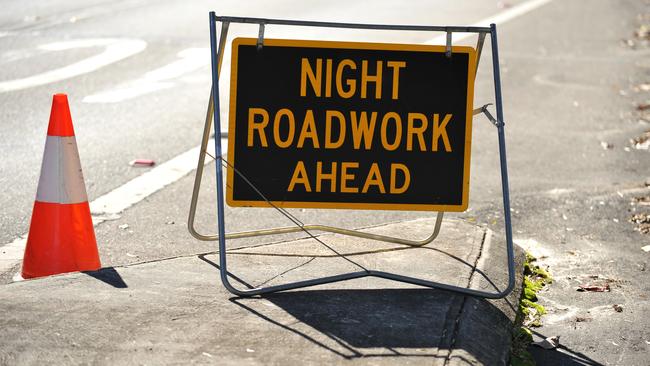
[202,13,516,298]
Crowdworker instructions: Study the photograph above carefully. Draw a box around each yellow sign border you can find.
[226,37,476,212]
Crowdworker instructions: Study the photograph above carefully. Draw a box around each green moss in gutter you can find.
[511,327,535,366]
[510,253,553,366]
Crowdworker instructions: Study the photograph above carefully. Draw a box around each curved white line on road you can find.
[0,38,147,93]
[83,47,210,103]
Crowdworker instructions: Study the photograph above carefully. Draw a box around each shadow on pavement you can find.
[230,289,501,364]
[82,267,128,288]
[529,329,603,366]
[198,244,517,364]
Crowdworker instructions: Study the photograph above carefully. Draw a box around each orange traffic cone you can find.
[22,94,101,279]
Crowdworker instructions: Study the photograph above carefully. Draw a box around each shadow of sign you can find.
[231,288,506,363]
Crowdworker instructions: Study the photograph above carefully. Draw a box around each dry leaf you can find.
[533,336,560,350]
[577,284,610,292]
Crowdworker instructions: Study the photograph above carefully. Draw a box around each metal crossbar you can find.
[188,12,515,298]
[214,15,492,33]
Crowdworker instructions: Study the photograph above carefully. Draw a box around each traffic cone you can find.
[22,94,101,278]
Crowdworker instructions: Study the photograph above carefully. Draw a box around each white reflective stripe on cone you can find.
[36,136,89,204]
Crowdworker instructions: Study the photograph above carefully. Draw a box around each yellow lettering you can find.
[247,108,269,147]
[361,60,382,99]
[386,61,406,100]
[390,163,410,194]
[336,59,356,98]
[380,112,402,151]
[297,110,319,148]
[340,162,359,193]
[325,110,346,149]
[362,163,386,193]
[287,161,312,192]
[300,58,321,97]
[325,59,333,98]
[350,111,377,150]
[273,109,295,148]
[407,113,428,151]
[432,113,453,152]
[316,161,337,192]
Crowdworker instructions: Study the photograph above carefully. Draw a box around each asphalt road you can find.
[0,0,515,244]
[1,0,649,364]
[0,0,530,273]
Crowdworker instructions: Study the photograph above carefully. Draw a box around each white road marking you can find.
[83,48,210,103]
[1,0,552,277]
[0,38,146,93]
[425,0,553,44]
[89,139,218,216]
[0,235,27,275]
[476,0,553,26]
[0,138,220,275]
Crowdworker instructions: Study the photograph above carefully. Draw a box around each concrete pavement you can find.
[3,0,648,364]
[0,218,524,365]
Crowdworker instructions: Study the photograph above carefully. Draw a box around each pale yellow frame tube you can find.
[187,22,498,247]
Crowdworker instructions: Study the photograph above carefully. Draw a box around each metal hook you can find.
[445,31,452,58]
[472,103,503,127]
[257,23,265,50]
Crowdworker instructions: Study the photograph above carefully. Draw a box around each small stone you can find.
[600,141,613,150]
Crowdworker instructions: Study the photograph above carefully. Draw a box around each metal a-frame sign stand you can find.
[188,12,515,298]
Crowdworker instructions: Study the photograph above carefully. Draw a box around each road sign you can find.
[226,38,476,211]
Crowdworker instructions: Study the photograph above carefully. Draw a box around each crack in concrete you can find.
[443,229,488,366]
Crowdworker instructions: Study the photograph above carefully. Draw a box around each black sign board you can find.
[226,38,475,211]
